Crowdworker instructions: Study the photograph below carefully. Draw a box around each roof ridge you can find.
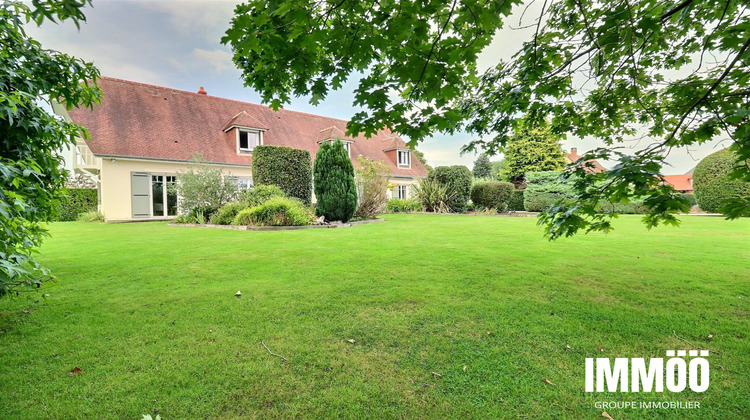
[98,76,362,130]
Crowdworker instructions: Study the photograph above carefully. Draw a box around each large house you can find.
[54,77,428,222]
[564,148,607,173]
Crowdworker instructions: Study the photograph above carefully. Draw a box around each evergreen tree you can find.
[502,121,567,184]
[313,139,357,222]
[472,155,493,178]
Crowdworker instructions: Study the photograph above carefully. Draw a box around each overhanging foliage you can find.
[223,0,749,237]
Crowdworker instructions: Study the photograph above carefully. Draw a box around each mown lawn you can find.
[0,214,748,419]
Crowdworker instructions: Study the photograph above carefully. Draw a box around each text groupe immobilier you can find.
[595,401,701,410]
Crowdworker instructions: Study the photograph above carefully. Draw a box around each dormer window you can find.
[238,129,261,153]
[318,139,353,157]
[397,150,411,168]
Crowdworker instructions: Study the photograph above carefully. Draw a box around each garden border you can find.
[168,218,386,231]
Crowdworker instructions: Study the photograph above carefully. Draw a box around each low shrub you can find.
[188,205,219,224]
[470,181,515,212]
[174,214,191,224]
[210,202,248,225]
[596,199,648,214]
[523,171,575,212]
[56,188,97,221]
[386,198,423,213]
[473,207,497,215]
[241,184,286,208]
[413,177,457,213]
[680,193,697,207]
[429,166,472,212]
[508,189,525,211]
[232,196,313,226]
[76,210,104,222]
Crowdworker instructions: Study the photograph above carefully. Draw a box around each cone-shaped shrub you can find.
[314,139,357,222]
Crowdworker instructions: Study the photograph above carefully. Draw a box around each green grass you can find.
[1,214,748,419]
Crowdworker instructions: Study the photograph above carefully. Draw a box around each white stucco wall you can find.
[99,158,253,222]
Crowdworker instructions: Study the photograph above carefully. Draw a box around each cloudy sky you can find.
[28,0,726,173]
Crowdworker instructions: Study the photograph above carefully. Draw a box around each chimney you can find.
[197,86,207,95]
[570,147,577,156]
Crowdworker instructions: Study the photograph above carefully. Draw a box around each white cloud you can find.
[190,48,234,73]
[138,0,238,42]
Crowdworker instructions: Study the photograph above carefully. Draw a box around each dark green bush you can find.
[252,145,312,204]
[210,202,247,225]
[386,198,423,213]
[680,193,697,207]
[596,199,648,214]
[470,181,515,212]
[232,197,313,226]
[56,188,97,221]
[429,165,472,212]
[241,184,286,208]
[693,149,750,213]
[523,171,574,212]
[508,189,525,211]
[188,205,219,224]
[313,139,357,222]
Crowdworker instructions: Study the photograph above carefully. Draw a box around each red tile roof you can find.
[317,126,353,142]
[65,77,429,177]
[661,174,693,193]
[565,148,607,173]
[222,111,269,132]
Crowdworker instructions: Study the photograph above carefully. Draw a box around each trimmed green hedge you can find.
[508,189,525,211]
[56,188,97,221]
[693,149,750,213]
[429,165,472,212]
[252,145,312,204]
[470,181,515,211]
[523,171,574,212]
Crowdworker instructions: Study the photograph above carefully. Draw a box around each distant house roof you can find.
[661,174,694,193]
[564,148,607,173]
[64,77,428,177]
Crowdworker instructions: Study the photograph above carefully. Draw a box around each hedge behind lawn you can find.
[56,188,97,221]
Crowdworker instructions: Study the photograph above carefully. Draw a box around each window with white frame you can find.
[236,176,253,191]
[226,176,253,192]
[238,130,261,153]
[343,142,351,157]
[397,184,408,199]
[151,174,178,217]
[397,150,411,168]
